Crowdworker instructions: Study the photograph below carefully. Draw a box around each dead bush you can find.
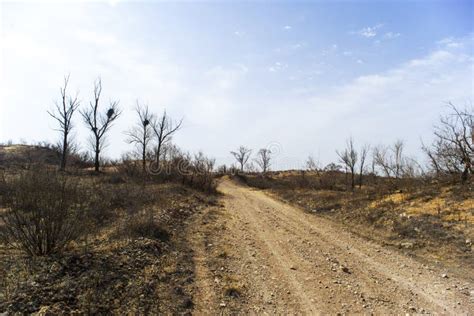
[0,169,86,256]
[118,211,169,241]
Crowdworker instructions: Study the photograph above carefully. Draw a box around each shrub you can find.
[118,211,169,241]
[0,169,86,256]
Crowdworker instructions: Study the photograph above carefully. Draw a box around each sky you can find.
[1,0,473,169]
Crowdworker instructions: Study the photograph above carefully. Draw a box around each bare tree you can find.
[231,146,252,172]
[151,110,183,171]
[392,140,405,178]
[424,102,473,182]
[358,144,370,188]
[125,102,154,173]
[80,78,121,172]
[337,137,358,190]
[373,140,407,179]
[306,155,321,172]
[47,75,80,170]
[255,148,272,173]
[373,145,391,177]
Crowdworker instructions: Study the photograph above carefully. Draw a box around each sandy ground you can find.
[191,178,473,314]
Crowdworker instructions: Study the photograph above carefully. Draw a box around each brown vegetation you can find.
[0,163,217,314]
[237,171,473,270]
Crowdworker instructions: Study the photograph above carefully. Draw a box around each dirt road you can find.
[191,178,473,314]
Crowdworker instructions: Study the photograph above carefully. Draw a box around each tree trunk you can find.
[461,165,469,183]
[94,138,100,172]
[60,134,67,171]
[351,170,355,191]
[156,142,162,173]
[142,146,146,174]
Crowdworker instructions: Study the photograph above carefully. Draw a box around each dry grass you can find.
[239,172,473,269]
[0,166,216,314]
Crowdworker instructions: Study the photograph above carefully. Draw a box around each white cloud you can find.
[291,42,305,50]
[283,25,292,30]
[268,61,287,72]
[76,29,117,46]
[234,30,244,37]
[437,37,466,49]
[354,24,383,38]
[204,64,248,90]
[383,32,401,39]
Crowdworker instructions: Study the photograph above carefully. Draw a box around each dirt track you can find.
[192,178,473,314]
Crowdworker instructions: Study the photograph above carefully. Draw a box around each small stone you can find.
[442,273,448,278]
[399,242,414,249]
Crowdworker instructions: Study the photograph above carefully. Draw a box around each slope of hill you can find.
[0,144,60,168]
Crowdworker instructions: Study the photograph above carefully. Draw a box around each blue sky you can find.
[1,0,473,168]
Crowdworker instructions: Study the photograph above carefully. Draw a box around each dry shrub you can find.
[118,211,169,241]
[115,155,143,179]
[0,169,86,256]
[82,180,155,228]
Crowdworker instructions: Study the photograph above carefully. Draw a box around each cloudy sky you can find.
[1,0,473,168]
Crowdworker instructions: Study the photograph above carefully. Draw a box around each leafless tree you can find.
[192,151,216,193]
[424,102,473,182]
[255,148,272,173]
[246,161,258,173]
[151,110,183,171]
[337,137,358,190]
[392,140,405,178]
[47,75,80,170]
[80,78,121,172]
[373,145,391,177]
[373,140,407,179]
[358,144,370,188]
[125,102,154,173]
[230,146,252,172]
[306,155,321,172]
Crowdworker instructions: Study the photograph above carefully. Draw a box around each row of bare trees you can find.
[335,138,370,190]
[47,76,472,183]
[125,103,182,174]
[333,103,473,189]
[230,146,273,173]
[48,76,182,173]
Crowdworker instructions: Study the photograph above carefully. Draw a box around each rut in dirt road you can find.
[192,179,473,314]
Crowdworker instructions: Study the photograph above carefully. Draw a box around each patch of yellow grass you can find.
[405,196,474,223]
[368,189,474,224]
[369,192,406,208]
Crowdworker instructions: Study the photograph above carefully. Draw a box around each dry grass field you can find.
[238,171,473,271]
[0,145,219,314]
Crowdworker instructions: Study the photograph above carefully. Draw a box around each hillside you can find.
[239,171,474,271]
